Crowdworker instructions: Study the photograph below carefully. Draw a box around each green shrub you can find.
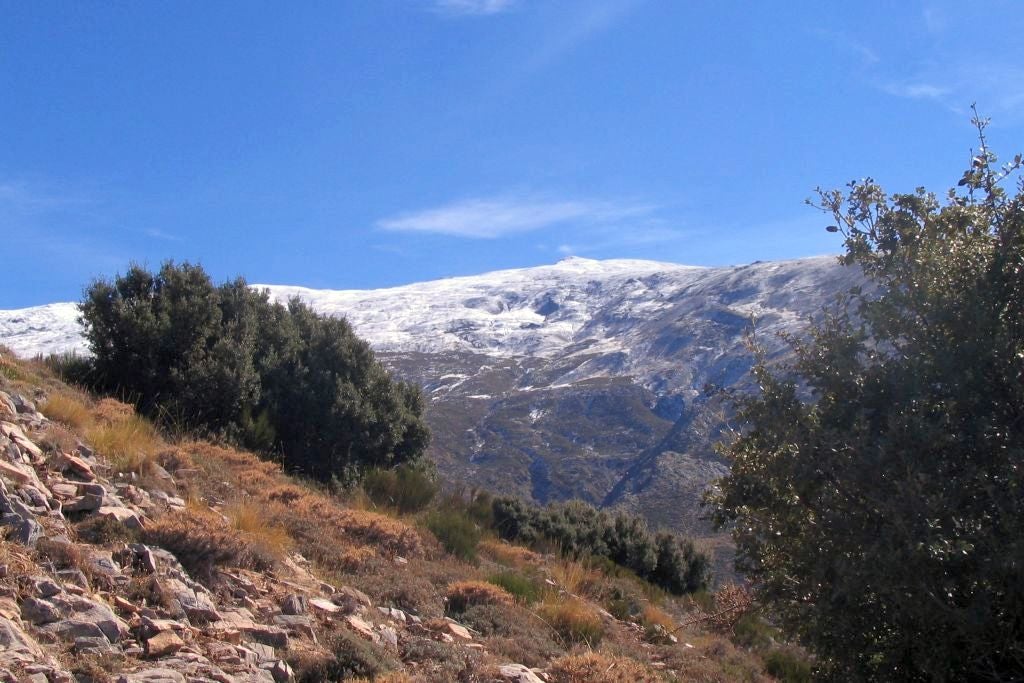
[362,462,438,513]
[491,495,709,595]
[487,571,542,604]
[78,261,431,483]
[763,649,812,683]
[425,508,481,562]
[290,628,398,681]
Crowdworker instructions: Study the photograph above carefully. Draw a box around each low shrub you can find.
[362,462,438,514]
[487,571,542,604]
[537,598,605,647]
[446,580,514,613]
[290,627,399,681]
[142,506,270,582]
[75,515,140,545]
[639,604,678,644]
[548,652,661,683]
[425,508,480,562]
[763,648,813,683]
[42,351,95,387]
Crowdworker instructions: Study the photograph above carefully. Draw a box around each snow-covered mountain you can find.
[0,255,859,570]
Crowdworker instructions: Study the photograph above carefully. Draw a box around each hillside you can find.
[0,350,805,681]
[0,256,860,552]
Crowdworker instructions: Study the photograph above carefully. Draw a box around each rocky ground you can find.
[0,351,793,682]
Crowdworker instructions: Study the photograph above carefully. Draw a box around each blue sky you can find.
[2,1,1023,307]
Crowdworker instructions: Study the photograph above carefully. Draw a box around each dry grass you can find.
[446,580,514,613]
[550,558,605,598]
[537,597,606,647]
[336,545,378,572]
[37,422,80,454]
[40,391,92,429]
[85,413,161,474]
[639,604,678,644]
[224,498,294,562]
[480,539,542,567]
[142,505,274,583]
[548,651,662,683]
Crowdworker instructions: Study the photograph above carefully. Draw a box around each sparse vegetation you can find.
[362,461,438,513]
[445,580,514,613]
[425,507,481,562]
[537,597,605,647]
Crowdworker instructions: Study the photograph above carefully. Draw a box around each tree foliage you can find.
[708,113,1024,680]
[79,261,429,482]
[491,495,709,595]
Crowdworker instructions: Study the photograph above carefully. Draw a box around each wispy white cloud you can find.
[526,0,641,71]
[555,226,684,256]
[378,195,654,239]
[432,0,516,17]
[809,28,880,67]
[879,62,1024,117]
[922,6,948,34]
[144,228,181,242]
[882,82,950,100]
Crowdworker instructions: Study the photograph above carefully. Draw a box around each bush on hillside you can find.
[362,461,438,513]
[77,261,430,483]
[707,115,1024,678]
[490,495,709,595]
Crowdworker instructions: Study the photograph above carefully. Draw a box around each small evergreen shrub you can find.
[487,571,542,604]
[362,462,438,513]
[490,495,710,594]
[763,649,813,683]
[425,508,480,562]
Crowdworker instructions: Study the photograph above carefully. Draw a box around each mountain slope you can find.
[0,256,860,550]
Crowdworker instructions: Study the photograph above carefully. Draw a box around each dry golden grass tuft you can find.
[548,651,662,683]
[92,398,135,424]
[445,580,515,613]
[85,410,161,474]
[639,604,679,644]
[337,545,378,572]
[537,597,606,647]
[550,558,605,599]
[224,498,294,563]
[480,539,542,568]
[40,391,92,429]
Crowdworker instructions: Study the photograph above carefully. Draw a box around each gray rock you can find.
[115,669,186,683]
[10,394,35,414]
[62,492,104,512]
[0,512,43,546]
[498,663,546,683]
[280,594,306,615]
[31,577,62,598]
[49,594,128,642]
[72,635,116,655]
[261,659,294,683]
[0,615,44,665]
[42,619,107,641]
[20,597,61,625]
[272,614,315,639]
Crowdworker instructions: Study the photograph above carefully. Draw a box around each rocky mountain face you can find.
[0,256,861,543]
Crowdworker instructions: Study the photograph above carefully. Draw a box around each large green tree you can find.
[80,261,429,482]
[708,115,1024,680]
